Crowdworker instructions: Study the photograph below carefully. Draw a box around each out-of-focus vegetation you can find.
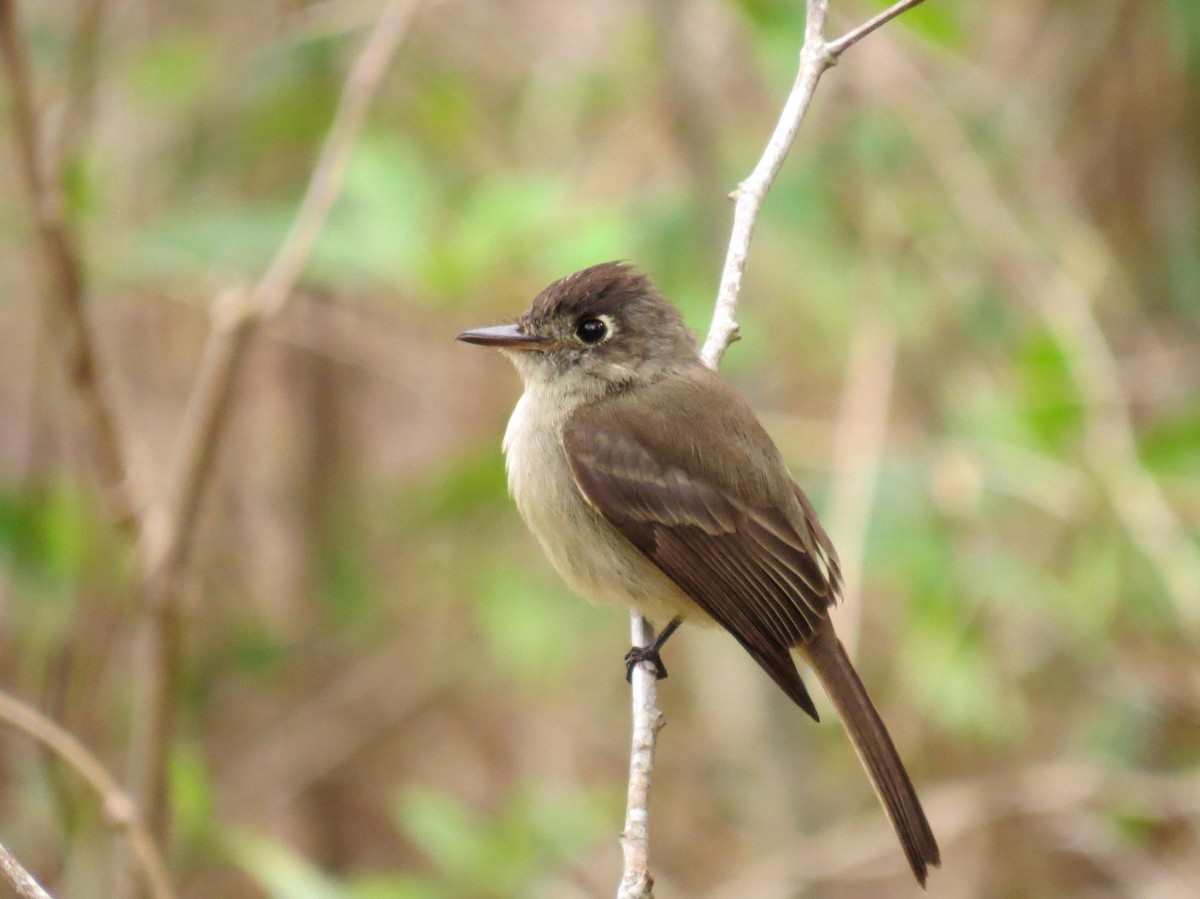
[1,1,1198,897]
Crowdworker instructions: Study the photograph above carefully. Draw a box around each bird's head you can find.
[457,262,699,397]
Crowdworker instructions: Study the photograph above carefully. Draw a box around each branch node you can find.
[211,284,257,332]
[103,794,137,827]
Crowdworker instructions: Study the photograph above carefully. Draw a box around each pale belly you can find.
[502,391,704,626]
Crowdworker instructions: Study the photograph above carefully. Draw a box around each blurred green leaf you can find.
[350,873,446,899]
[1083,684,1159,767]
[398,790,493,888]
[229,832,349,899]
[230,832,441,899]
[0,481,92,587]
[1015,330,1084,450]
[902,611,1021,743]
[473,565,582,684]
[1141,404,1200,473]
[318,520,379,632]
[1164,0,1200,74]
[173,742,217,854]
[128,33,220,106]
[140,200,294,275]
[395,784,607,897]
[227,626,291,677]
[243,36,342,146]
[397,451,510,530]
[885,0,966,49]
[313,134,436,290]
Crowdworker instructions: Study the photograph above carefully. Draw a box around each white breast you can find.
[502,388,695,623]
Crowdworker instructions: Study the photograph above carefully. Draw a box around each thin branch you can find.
[0,840,54,899]
[701,0,830,366]
[701,0,927,366]
[826,0,928,58]
[0,691,175,899]
[618,616,665,899]
[126,0,422,851]
[0,0,134,527]
[139,0,423,594]
[619,1,928,894]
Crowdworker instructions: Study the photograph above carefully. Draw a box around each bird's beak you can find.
[456,324,549,351]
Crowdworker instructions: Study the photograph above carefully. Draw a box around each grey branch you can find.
[702,0,927,366]
[0,840,53,899]
[618,616,665,899]
[623,1,929,895]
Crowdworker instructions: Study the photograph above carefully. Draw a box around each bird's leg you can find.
[624,616,683,682]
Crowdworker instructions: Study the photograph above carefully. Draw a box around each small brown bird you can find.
[458,262,940,885]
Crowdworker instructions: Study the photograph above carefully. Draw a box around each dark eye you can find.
[575,317,608,344]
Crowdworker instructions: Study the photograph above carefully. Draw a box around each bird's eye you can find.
[575,317,608,345]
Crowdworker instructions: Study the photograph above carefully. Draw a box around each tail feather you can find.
[800,627,940,886]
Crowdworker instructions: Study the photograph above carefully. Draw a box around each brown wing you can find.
[562,370,842,720]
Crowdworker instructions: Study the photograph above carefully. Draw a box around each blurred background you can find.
[2,0,1199,896]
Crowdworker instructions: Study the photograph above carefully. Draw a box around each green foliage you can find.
[395,452,511,530]
[317,516,379,633]
[231,833,438,899]
[230,783,606,898]
[1014,330,1085,450]
[901,616,1022,743]
[1163,0,1200,74]
[173,742,218,856]
[128,33,221,107]
[313,136,437,291]
[0,481,93,591]
[3,2,1198,896]
[1141,404,1200,473]
[891,0,967,49]
[471,563,608,685]
[394,785,608,897]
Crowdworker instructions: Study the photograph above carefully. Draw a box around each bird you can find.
[457,261,940,885]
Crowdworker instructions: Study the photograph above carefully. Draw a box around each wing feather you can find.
[562,371,842,720]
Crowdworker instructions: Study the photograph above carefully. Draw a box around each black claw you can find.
[623,616,684,683]
[625,645,668,682]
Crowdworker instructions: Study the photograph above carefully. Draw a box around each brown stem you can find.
[0,0,134,528]
[123,0,423,875]
[0,691,176,899]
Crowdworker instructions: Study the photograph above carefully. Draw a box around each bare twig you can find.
[618,617,664,899]
[701,0,928,366]
[0,0,134,527]
[127,0,422,851]
[0,840,54,899]
[2,5,165,885]
[0,691,175,899]
[3,0,420,885]
[621,1,929,893]
[825,0,928,57]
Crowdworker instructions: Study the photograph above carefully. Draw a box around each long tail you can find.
[800,626,941,886]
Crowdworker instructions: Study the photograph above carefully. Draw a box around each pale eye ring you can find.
[575,317,608,344]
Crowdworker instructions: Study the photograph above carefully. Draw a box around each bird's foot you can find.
[624,644,668,682]
[623,616,683,683]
